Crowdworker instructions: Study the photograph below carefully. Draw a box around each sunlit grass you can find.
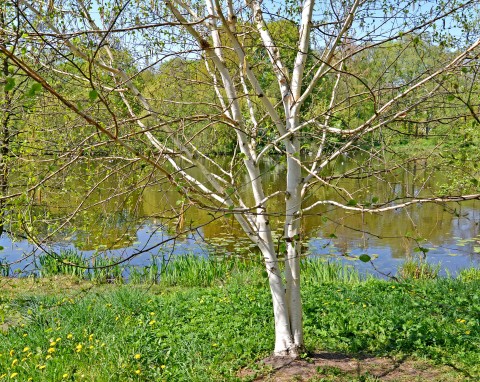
[0,258,479,381]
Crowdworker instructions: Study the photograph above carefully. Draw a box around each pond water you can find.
[1,155,479,278]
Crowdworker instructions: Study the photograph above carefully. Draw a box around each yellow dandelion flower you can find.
[62,373,68,378]
[27,378,33,382]
[10,373,18,379]
[50,341,57,346]
[0,374,6,379]
[88,345,94,350]
[75,344,83,352]
[148,320,156,325]
[46,355,52,360]
[38,364,46,370]
[21,357,27,362]
[47,347,55,354]
[23,334,28,337]
[212,343,218,347]
[134,369,141,375]
[27,352,32,358]
[67,333,73,339]
[88,334,94,341]
[22,347,30,353]
[161,365,166,369]
[134,353,141,360]
[466,330,471,335]
[56,337,61,342]
[11,358,18,366]
[150,312,155,316]
[9,349,15,357]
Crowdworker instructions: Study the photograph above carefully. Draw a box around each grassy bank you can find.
[0,258,479,381]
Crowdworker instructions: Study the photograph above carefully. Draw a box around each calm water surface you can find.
[1,155,479,277]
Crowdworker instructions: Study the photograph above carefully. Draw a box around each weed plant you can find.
[398,258,440,280]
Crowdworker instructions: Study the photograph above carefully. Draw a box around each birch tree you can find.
[1,0,480,357]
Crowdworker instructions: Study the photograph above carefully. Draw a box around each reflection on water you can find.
[1,155,479,277]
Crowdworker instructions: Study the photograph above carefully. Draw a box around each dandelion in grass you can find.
[148,320,156,326]
[47,347,55,354]
[46,355,52,360]
[62,373,68,379]
[9,349,15,357]
[134,369,141,375]
[12,358,18,366]
[38,365,46,370]
[134,354,141,360]
[161,365,166,370]
[10,373,18,379]
[75,344,83,352]
[67,333,73,340]
[22,347,30,353]
[466,330,471,335]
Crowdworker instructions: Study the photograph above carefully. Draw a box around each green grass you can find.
[0,258,479,381]
[397,259,440,280]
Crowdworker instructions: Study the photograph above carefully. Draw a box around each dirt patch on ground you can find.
[239,352,468,381]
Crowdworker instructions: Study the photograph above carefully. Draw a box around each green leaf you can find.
[88,89,99,101]
[26,82,42,97]
[359,254,371,262]
[372,196,379,203]
[347,199,357,206]
[413,246,429,253]
[446,94,455,101]
[4,77,15,91]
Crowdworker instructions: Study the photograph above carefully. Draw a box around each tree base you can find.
[273,344,305,359]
